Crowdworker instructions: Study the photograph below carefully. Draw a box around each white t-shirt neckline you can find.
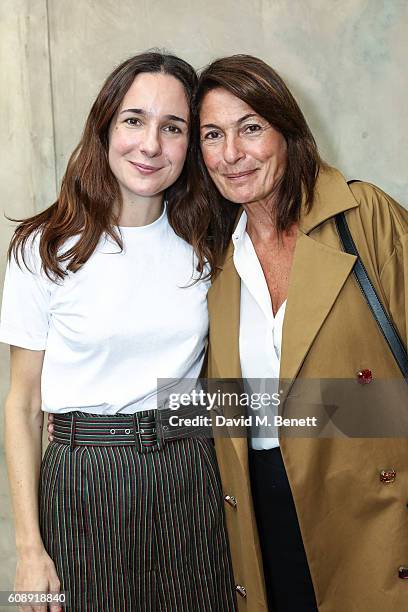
[117,201,167,232]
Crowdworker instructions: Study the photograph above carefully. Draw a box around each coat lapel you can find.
[279,231,356,389]
[279,167,361,393]
[207,240,249,467]
[208,245,242,380]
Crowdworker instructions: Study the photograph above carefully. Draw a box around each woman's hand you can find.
[15,548,62,612]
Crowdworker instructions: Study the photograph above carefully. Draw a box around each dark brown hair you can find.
[8,51,201,280]
[189,54,324,274]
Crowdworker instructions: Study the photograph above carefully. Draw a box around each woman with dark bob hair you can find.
[0,52,237,612]
[193,55,408,611]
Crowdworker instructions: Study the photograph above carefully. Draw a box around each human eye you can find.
[123,116,142,127]
[242,123,263,135]
[201,130,223,143]
[163,124,183,134]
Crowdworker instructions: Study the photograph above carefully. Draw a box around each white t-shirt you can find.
[0,207,210,414]
[232,211,286,450]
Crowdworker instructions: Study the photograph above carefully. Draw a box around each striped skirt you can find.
[39,411,237,611]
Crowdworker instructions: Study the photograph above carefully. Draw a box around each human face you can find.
[108,72,189,204]
[199,87,287,205]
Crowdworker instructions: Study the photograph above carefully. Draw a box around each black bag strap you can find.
[335,207,408,381]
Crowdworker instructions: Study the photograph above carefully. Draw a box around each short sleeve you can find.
[0,237,51,350]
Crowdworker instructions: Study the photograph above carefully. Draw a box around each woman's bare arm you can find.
[5,346,45,554]
[5,346,61,612]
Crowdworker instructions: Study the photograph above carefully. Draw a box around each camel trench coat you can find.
[207,167,408,612]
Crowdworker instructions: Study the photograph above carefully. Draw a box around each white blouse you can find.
[232,211,286,450]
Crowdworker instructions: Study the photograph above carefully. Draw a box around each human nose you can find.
[140,125,162,158]
[223,133,244,165]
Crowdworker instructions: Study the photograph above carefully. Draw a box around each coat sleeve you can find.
[348,181,408,349]
[380,233,408,350]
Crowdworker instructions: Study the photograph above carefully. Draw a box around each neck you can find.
[244,198,297,244]
[116,193,164,227]
[243,196,277,242]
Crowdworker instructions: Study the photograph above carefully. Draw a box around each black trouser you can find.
[248,446,318,612]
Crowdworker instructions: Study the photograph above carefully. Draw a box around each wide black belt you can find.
[51,405,208,453]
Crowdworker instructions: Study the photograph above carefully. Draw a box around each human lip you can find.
[128,161,163,174]
[223,169,257,180]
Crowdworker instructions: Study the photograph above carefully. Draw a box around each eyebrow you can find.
[200,113,258,130]
[120,108,188,124]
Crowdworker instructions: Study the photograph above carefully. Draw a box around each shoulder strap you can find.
[335,207,408,380]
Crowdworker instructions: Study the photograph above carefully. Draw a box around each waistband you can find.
[51,406,207,453]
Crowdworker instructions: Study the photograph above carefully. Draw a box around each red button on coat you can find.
[380,469,396,484]
[357,369,373,384]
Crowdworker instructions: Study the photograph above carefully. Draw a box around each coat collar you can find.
[298,165,359,233]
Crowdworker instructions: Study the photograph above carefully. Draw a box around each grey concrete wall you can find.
[0,0,56,597]
[1,0,407,598]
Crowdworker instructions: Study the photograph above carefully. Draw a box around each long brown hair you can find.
[8,51,200,280]
[189,54,324,274]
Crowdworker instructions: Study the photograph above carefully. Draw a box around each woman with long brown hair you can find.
[0,51,236,612]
